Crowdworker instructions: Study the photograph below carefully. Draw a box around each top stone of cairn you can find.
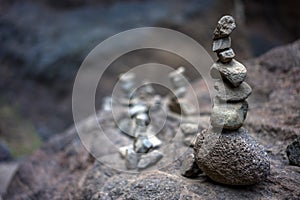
[213,15,236,39]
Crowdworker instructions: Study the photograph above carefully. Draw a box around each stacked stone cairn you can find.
[119,106,163,170]
[117,73,163,170]
[181,15,270,185]
[168,67,196,115]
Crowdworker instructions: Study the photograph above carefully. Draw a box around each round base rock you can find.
[194,128,270,185]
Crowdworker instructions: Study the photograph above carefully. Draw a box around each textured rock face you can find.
[194,128,270,185]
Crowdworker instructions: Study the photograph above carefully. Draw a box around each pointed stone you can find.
[210,59,247,87]
[210,101,248,130]
[218,48,235,63]
[212,37,231,52]
[214,80,252,102]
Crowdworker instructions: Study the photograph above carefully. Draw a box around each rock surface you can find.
[4,40,300,199]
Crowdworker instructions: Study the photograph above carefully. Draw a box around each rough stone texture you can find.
[218,48,235,63]
[180,153,202,177]
[214,80,252,102]
[212,37,231,52]
[213,15,236,39]
[211,101,248,130]
[286,136,300,166]
[194,128,270,185]
[210,59,247,87]
[4,40,300,199]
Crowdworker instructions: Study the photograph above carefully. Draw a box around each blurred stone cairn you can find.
[181,15,271,185]
[102,66,198,170]
[102,67,194,170]
[168,67,196,115]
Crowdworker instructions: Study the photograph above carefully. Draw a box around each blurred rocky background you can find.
[0,0,299,195]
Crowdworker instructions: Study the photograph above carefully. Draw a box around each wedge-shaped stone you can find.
[218,48,235,63]
[210,100,248,130]
[214,80,252,102]
[212,37,231,52]
[210,59,247,87]
[137,150,163,169]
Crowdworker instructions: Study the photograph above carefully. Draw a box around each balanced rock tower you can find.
[193,15,270,185]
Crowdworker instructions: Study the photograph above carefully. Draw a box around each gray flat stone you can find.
[210,59,247,87]
[212,37,231,52]
[210,101,248,130]
[137,150,163,169]
[218,48,235,63]
[214,80,252,102]
[180,154,202,177]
